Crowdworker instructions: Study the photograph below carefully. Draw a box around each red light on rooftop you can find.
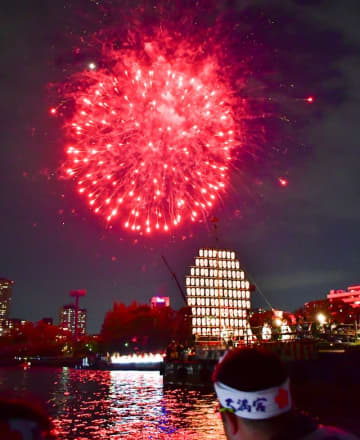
[306,96,314,103]
[50,107,57,115]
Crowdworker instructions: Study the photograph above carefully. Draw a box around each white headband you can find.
[214,379,291,420]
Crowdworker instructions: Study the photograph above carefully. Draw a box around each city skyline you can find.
[1,0,360,334]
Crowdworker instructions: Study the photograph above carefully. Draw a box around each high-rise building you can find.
[150,296,170,309]
[327,285,360,308]
[0,278,14,335]
[185,248,251,342]
[59,304,87,336]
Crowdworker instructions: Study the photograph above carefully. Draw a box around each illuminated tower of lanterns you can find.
[185,248,251,342]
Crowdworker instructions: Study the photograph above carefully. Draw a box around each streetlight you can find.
[316,313,326,325]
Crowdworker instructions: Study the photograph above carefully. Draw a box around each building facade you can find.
[59,304,87,335]
[150,296,170,309]
[185,248,251,341]
[327,285,360,308]
[0,278,14,335]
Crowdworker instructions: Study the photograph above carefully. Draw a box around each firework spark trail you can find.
[62,38,238,233]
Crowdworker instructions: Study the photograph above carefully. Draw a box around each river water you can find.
[0,367,225,439]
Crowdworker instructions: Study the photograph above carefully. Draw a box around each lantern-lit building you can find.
[185,248,251,342]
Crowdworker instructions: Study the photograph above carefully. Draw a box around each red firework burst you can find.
[61,39,236,233]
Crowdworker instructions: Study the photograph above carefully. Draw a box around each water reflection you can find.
[0,368,225,439]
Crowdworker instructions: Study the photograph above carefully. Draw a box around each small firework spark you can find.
[278,177,288,187]
[60,37,238,234]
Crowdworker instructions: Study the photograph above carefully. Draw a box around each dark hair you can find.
[0,398,56,439]
[212,348,302,438]
[212,347,288,391]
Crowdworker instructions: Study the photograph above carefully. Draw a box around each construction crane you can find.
[161,255,187,304]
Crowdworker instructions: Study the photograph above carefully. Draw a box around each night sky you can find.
[1,0,359,333]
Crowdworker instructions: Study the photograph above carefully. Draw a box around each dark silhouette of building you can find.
[39,317,54,326]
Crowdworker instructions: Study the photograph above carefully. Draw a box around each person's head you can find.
[212,348,293,440]
[0,398,57,440]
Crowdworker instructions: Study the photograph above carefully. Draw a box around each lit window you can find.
[199,249,204,257]
[191,268,195,275]
[204,250,208,257]
[209,250,213,258]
